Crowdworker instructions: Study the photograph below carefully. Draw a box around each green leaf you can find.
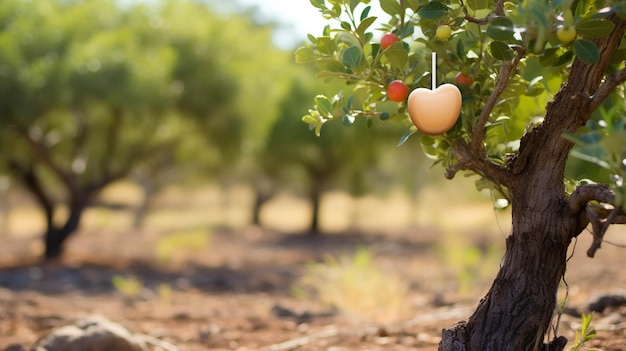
[575,19,615,38]
[342,46,362,68]
[553,50,574,67]
[397,129,417,147]
[360,6,371,21]
[614,2,626,20]
[486,17,515,40]
[350,0,361,12]
[316,58,347,73]
[456,39,465,60]
[356,16,377,37]
[525,76,545,96]
[562,129,602,146]
[610,48,626,64]
[418,2,449,20]
[488,41,515,61]
[396,25,414,38]
[538,47,559,66]
[574,0,595,18]
[380,0,402,16]
[315,95,333,117]
[309,0,326,10]
[569,149,611,169]
[343,112,356,126]
[295,46,316,63]
[384,42,409,69]
[573,39,599,64]
[317,36,336,55]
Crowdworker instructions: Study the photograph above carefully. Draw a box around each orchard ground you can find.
[1,180,626,350]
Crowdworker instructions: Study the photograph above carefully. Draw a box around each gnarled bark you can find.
[440,13,626,351]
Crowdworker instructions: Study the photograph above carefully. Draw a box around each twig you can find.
[589,67,626,112]
[471,45,526,153]
[444,44,524,183]
[601,239,626,248]
[459,0,505,24]
[12,124,78,193]
[568,183,614,214]
[586,205,606,257]
[566,183,626,256]
[587,207,624,257]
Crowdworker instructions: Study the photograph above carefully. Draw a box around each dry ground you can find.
[1,182,626,350]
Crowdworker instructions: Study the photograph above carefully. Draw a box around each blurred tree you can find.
[257,70,406,233]
[298,0,626,349]
[0,0,257,259]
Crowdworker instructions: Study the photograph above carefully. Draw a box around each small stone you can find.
[32,314,147,351]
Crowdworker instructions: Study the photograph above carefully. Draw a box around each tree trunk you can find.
[43,197,87,260]
[8,161,94,261]
[133,177,154,229]
[308,180,323,235]
[440,13,626,351]
[251,189,274,227]
[441,182,580,350]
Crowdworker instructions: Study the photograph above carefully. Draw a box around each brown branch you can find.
[586,205,604,257]
[568,183,626,257]
[445,46,525,183]
[7,160,55,227]
[445,139,513,188]
[607,213,626,224]
[12,125,77,193]
[101,106,123,178]
[459,0,505,24]
[589,67,626,112]
[569,183,614,214]
[72,107,88,157]
[586,206,621,257]
[471,45,526,152]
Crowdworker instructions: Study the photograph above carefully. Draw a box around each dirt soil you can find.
[1,224,626,351]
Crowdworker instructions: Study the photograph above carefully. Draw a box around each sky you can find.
[234,0,387,49]
[116,0,388,50]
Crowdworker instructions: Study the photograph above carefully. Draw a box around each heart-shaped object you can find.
[407,83,462,135]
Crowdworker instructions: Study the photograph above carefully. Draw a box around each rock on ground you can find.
[32,315,146,351]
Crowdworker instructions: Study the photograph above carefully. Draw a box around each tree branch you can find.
[445,46,524,185]
[585,205,623,258]
[471,45,526,153]
[12,124,78,193]
[589,67,626,112]
[101,106,123,179]
[7,160,56,228]
[459,0,505,24]
[72,107,88,159]
[446,139,513,188]
[569,183,615,214]
[568,183,626,257]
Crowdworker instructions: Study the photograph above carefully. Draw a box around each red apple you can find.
[387,80,409,102]
[380,33,399,50]
[454,72,473,86]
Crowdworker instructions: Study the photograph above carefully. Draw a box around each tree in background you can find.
[0,0,283,259]
[257,69,408,233]
[0,0,180,259]
[298,0,626,349]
